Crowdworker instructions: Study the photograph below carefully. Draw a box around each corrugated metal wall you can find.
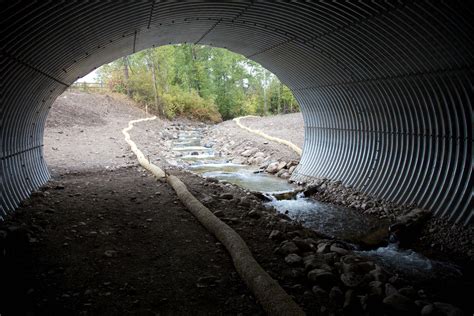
[0,1,472,224]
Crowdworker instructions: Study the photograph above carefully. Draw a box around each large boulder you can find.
[390,208,431,246]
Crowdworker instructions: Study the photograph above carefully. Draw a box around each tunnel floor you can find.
[0,166,294,315]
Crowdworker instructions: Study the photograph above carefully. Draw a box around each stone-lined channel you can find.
[166,125,464,285]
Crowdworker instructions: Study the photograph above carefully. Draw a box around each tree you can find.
[97,44,300,121]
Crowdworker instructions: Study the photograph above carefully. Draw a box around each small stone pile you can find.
[303,178,474,262]
[268,228,465,316]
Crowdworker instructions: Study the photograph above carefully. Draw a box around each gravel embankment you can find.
[239,113,305,149]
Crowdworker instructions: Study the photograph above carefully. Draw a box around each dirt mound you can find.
[46,91,139,128]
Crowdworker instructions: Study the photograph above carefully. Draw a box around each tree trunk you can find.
[277,82,282,114]
[191,45,202,96]
[148,52,161,116]
[263,70,268,115]
[123,56,131,97]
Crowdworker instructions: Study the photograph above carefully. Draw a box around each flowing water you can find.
[169,126,462,280]
[265,192,386,241]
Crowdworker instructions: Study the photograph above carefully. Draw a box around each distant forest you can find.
[98,44,299,122]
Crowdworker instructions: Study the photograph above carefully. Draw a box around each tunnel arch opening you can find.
[0,1,472,224]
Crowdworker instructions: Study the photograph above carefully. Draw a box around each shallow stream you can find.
[168,126,462,281]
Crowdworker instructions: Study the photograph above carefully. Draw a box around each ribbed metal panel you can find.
[0,1,472,224]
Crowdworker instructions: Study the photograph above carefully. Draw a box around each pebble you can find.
[316,242,330,253]
[329,286,344,304]
[385,283,398,297]
[213,210,224,217]
[330,244,349,255]
[219,193,233,200]
[269,230,283,240]
[383,293,417,315]
[433,302,464,316]
[284,254,302,265]
[247,210,261,219]
[276,241,299,255]
[307,269,337,288]
[104,250,118,258]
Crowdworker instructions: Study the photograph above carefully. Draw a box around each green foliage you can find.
[161,87,221,123]
[97,44,299,121]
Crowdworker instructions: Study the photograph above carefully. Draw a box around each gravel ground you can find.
[240,113,305,149]
[44,92,169,175]
[203,119,301,166]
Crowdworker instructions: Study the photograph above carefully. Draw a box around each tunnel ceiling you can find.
[0,1,472,224]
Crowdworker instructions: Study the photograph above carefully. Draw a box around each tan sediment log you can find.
[122,116,166,179]
[233,115,302,156]
[123,117,305,316]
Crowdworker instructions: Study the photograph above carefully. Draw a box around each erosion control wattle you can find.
[234,116,303,156]
[123,117,305,316]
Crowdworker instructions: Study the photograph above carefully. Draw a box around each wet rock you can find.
[398,286,417,299]
[266,162,279,174]
[219,193,233,200]
[344,289,362,315]
[340,255,374,274]
[247,210,261,219]
[316,242,330,253]
[368,281,384,297]
[206,177,219,183]
[369,264,388,283]
[276,241,298,255]
[277,161,287,171]
[319,253,336,266]
[355,226,390,248]
[390,208,431,246]
[340,272,365,288]
[302,255,331,272]
[383,293,417,315]
[433,302,463,316]
[269,230,283,241]
[285,160,297,168]
[239,197,251,207]
[311,285,327,299]
[288,166,296,174]
[276,213,291,221]
[307,269,337,288]
[285,253,302,265]
[329,286,344,305]
[385,283,398,297]
[292,237,313,252]
[330,244,349,256]
[276,169,287,177]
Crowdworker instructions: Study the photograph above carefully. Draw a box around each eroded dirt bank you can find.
[1,92,473,315]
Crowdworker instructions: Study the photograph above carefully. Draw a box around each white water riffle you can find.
[266,193,382,240]
[357,243,462,279]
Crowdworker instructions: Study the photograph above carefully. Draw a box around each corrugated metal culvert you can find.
[0,1,472,224]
